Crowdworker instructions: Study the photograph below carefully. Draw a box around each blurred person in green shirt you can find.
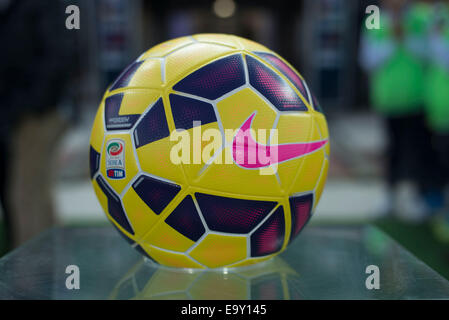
[425,0,449,240]
[360,0,434,220]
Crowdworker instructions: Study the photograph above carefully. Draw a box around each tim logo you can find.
[106,139,126,179]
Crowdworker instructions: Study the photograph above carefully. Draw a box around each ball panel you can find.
[189,233,247,268]
[138,36,193,60]
[104,93,140,131]
[89,146,101,179]
[193,146,283,197]
[272,114,314,191]
[132,175,181,215]
[172,54,246,100]
[173,121,222,183]
[109,89,161,119]
[90,101,105,152]
[165,42,235,87]
[288,193,313,244]
[245,55,308,112]
[274,113,314,144]
[169,94,217,130]
[313,159,329,211]
[314,113,330,156]
[289,149,325,195]
[235,36,271,53]
[96,175,134,235]
[287,121,325,195]
[192,33,241,49]
[133,98,170,147]
[209,87,283,196]
[216,88,278,142]
[253,51,310,105]
[140,244,204,269]
[250,205,285,257]
[121,187,160,240]
[114,58,163,89]
[100,133,139,194]
[195,192,278,234]
[141,219,196,252]
[109,61,144,91]
[164,195,206,242]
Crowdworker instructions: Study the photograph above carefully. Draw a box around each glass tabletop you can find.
[0,225,448,299]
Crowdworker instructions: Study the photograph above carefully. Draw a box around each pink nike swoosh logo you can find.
[232,112,328,169]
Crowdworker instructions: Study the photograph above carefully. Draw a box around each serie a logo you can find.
[106,139,126,179]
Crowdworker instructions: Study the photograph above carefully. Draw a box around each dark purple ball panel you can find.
[89,146,100,179]
[246,55,307,112]
[110,61,144,91]
[96,175,134,235]
[165,195,205,242]
[105,93,141,130]
[133,98,170,148]
[132,175,181,215]
[288,193,313,243]
[169,94,217,131]
[173,54,246,100]
[250,206,285,257]
[195,193,277,234]
[254,52,310,104]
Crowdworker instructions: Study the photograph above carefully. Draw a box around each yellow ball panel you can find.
[100,133,139,194]
[138,36,193,60]
[115,60,163,89]
[171,121,223,184]
[190,233,247,268]
[314,158,329,211]
[189,273,248,300]
[217,88,277,144]
[314,113,330,156]
[194,146,283,197]
[90,101,105,153]
[289,149,325,195]
[141,220,195,253]
[275,113,314,144]
[276,159,303,193]
[235,36,271,53]
[136,136,186,186]
[192,33,240,49]
[121,187,159,241]
[272,114,314,191]
[165,43,235,87]
[140,244,204,269]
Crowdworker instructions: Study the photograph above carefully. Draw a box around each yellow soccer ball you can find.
[89,34,330,269]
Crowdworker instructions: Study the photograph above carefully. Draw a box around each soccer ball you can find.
[90,34,330,269]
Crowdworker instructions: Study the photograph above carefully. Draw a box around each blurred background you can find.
[0,0,448,279]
